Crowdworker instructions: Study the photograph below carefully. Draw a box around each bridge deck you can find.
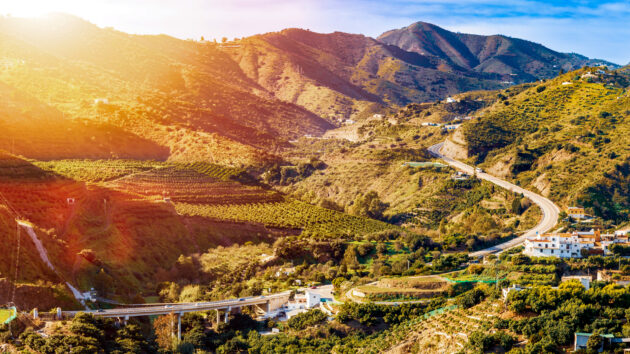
[63,292,291,318]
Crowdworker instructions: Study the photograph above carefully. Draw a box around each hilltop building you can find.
[446,97,459,103]
[567,206,587,219]
[524,229,630,258]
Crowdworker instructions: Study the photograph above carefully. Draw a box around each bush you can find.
[287,309,327,330]
[457,288,486,308]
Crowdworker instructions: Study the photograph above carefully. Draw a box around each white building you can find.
[524,230,598,258]
[445,97,458,103]
[502,284,525,301]
[443,124,461,131]
[525,229,630,258]
[305,291,321,308]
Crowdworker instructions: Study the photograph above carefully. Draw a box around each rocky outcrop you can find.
[441,129,469,160]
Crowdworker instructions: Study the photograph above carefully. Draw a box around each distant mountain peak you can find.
[378,21,618,82]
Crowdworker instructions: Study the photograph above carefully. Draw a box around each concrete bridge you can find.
[61,291,291,341]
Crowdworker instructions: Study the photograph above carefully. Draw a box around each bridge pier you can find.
[224,307,230,324]
[177,312,182,342]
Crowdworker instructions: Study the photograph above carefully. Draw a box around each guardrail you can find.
[62,292,291,318]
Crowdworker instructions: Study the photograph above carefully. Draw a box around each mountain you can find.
[0,14,329,165]
[378,22,618,83]
[222,28,505,121]
[0,15,613,167]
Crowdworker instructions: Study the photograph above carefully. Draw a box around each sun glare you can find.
[4,0,90,19]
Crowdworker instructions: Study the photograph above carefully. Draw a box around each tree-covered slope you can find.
[456,67,630,222]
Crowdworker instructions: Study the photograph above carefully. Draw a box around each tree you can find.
[348,191,388,220]
[287,309,327,330]
[332,277,346,294]
[586,333,603,353]
[154,313,176,350]
[93,268,115,297]
[221,37,228,43]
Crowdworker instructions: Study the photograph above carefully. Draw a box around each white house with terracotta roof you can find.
[525,229,630,258]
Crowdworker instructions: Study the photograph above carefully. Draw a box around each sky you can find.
[3,0,630,64]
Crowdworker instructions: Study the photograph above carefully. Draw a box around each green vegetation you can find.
[34,159,159,182]
[175,199,397,237]
[287,309,327,330]
[11,313,157,353]
[502,282,630,352]
[0,308,14,324]
[33,160,248,184]
[461,68,630,222]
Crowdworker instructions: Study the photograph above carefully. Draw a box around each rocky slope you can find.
[379,22,617,83]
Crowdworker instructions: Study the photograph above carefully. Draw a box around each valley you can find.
[0,10,629,354]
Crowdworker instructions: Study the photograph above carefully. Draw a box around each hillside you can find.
[224,28,505,121]
[448,67,630,222]
[379,22,617,83]
[0,14,328,165]
[0,15,614,168]
[0,152,404,307]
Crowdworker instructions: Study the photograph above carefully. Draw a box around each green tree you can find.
[348,191,389,220]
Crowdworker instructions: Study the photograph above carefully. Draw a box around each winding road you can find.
[428,142,560,257]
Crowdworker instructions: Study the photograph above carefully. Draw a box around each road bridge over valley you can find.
[62,291,291,341]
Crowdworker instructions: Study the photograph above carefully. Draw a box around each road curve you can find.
[428,142,560,257]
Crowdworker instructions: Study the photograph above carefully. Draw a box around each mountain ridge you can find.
[378,21,618,82]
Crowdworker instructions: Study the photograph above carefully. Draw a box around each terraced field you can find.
[383,300,512,353]
[107,166,282,205]
[175,199,398,237]
[34,160,159,183]
[355,276,450,301]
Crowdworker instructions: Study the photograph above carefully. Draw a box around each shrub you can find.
[287,309,327,330]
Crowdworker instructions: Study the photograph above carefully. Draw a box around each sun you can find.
[4,0,89,19]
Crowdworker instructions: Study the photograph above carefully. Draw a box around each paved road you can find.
[63,292,291,318]
[428,142,560,257]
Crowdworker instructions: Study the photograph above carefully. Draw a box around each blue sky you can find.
[5,0,630,64]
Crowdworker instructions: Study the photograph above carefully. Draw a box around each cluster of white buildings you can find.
[420,122,461,131]
[524,229,629,258]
